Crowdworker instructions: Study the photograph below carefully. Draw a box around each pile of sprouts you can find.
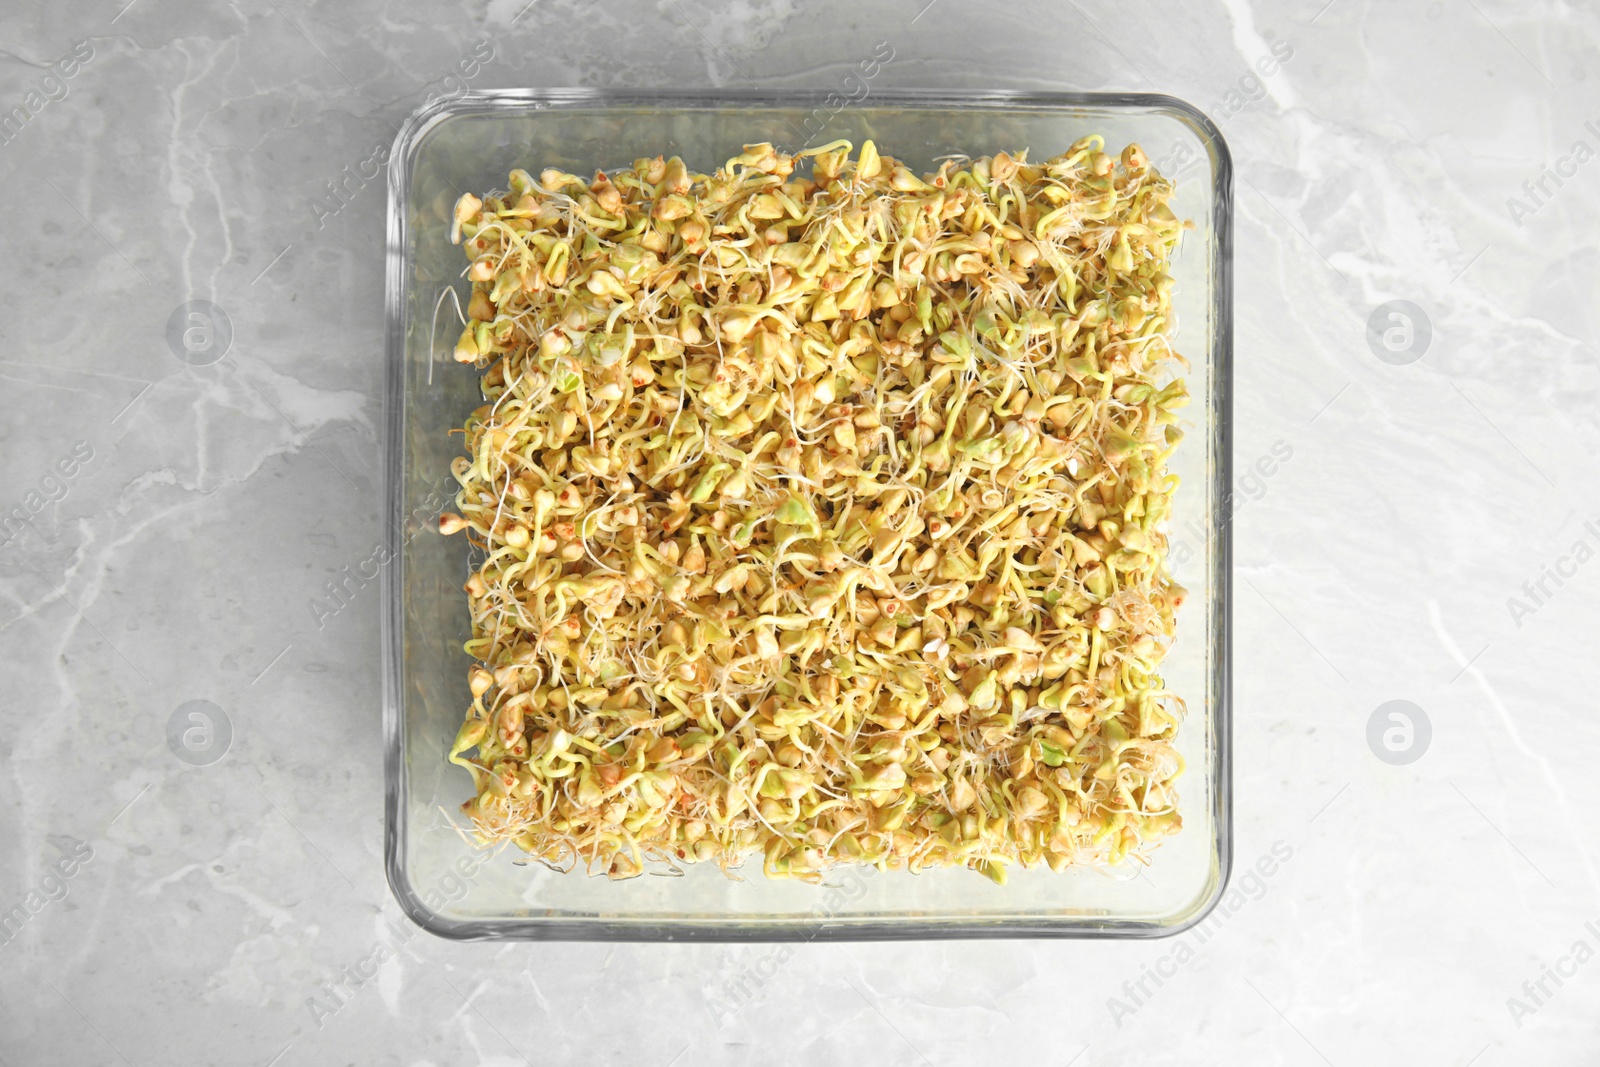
[439,137,1191,883]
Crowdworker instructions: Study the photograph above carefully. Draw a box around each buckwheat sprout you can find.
[440,139,1191,881]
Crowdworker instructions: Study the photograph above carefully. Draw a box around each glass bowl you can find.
[382,89,1232,940]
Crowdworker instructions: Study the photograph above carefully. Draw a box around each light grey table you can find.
[2,1,1597,1064]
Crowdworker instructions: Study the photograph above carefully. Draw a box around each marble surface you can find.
[2,0,1598,1064]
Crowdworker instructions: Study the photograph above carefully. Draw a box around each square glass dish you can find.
[382,89,1231,940]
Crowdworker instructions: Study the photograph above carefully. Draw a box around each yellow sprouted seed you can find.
[442,138,1191,883]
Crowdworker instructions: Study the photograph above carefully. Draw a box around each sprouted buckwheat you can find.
[439,137,1191,883]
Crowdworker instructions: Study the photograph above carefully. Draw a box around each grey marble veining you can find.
[1,0,1598,1064]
